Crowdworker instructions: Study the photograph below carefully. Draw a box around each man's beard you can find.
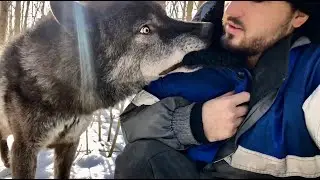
[220,33,266,56]
[220,19,293,57]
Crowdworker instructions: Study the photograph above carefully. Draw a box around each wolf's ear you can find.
[49,1,96,33]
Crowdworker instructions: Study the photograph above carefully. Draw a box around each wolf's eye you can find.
[140,26,151,34]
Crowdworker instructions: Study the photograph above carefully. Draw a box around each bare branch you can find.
[0,1,9,45]
[198,1,205,10]
[14,1,21,35]
[186,1,194,21]
[21,1,25,31]
[23,1,30,30]
[41,1,45,17]
[8,2,13,39]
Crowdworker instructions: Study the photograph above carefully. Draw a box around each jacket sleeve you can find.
[119,90,202,150]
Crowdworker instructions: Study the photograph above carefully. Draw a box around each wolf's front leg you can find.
[54,139,80,179]
[11,140,39,179]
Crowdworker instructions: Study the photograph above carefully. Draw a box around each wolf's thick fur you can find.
[0,1,213,178]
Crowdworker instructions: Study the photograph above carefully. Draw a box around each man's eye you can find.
[140,26,151,34]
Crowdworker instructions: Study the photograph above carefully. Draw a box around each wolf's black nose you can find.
[200,22,214,41]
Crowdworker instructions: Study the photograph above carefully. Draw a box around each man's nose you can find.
[224,1,245,18]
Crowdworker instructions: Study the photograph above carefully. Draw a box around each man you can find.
[114,1,320,179]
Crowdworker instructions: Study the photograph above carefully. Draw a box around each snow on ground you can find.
[0,103,129,179]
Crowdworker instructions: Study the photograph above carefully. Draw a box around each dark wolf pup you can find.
[0,1,213,178]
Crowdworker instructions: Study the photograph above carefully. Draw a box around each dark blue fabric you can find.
[145,67,252,162]
[145,68,251,103]
[238,44,320,159]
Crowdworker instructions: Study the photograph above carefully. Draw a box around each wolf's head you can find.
[49,1,213,103]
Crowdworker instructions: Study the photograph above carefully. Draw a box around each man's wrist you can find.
[190,102,210,144]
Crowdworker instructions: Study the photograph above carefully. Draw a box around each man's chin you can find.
[221,36,239,51]
[221,41,252,56]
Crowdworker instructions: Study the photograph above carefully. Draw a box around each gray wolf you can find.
[0,1,213,178]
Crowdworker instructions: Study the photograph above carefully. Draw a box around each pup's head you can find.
[49,1,213,88]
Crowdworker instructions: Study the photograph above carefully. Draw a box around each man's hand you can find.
[202,91,250,142]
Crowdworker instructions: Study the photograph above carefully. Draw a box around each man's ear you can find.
[292,10,309,28]
[49,1,96,33]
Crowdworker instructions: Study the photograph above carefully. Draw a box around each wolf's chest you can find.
[45,115,92,147]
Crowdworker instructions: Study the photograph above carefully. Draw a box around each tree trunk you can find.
[0,1,9,45]
[41,1,45,17]
[172,1,178,18]
[97,111,102,141]
[198,1,205,10]
[8,2,12,39]
[31,2,35,26]
[33,2,39,26]
[23,1,30,30]
[21,1,25,31]
[182,1,186,20]
[186,1,194,21]
[14,1,21,35]
[107,107,114,142]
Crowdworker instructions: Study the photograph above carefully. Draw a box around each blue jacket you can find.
[145,35,320,177]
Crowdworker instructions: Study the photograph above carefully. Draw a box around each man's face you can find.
[221,1,308,56]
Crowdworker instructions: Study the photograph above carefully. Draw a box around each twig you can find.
[108,120,121,157]
[85,129,89,155]
[98,111,102,141]
[74,143,83,161]
[107,107,113,142]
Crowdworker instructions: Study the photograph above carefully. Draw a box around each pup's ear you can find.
[49,1,96,33]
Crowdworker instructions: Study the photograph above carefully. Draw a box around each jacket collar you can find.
[248,34,311,107]
[291,36,311,49]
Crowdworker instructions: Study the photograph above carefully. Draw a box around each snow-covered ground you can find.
[0,102,130,179]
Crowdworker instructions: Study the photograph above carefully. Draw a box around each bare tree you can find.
[14,1,21,35]
[174,1,179,18]
[179,1,186,20]
[31,1,34,26]
[186,1,194,21]
[198,1,204,10]
[21,1,25,31]
[0,1,9,45]
[23,1,30,30]
[32,1,42,26]
[97,111,102,141]
[8,2,13,39]
[41,1,46,17]
[107,107,114,142]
